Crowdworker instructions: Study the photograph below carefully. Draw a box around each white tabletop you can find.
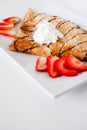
[0,0,87,130]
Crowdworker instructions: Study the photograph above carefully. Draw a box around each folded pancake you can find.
[9,8,87,60]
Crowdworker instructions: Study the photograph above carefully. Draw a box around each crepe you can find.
[8,8,87,60]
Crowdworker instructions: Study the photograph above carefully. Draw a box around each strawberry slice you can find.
[47,55,60,78]
[0,22,8,25]
[65,55,87,72]
[0,22,14,30]
[0,28,16,38]
[3,17,20,24]
[54,57,78,76]
[36,56,47,71]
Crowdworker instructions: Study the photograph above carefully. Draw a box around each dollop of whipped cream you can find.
[33,21,63,44]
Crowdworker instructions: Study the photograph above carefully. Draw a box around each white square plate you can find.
[0,0,87,98]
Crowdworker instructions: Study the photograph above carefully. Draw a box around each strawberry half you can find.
[47,55,60,78]
[36,56,47,71]
[54,57,78,76]
[0,28,16,38]
[0,22,8,25]
[3,17,20,24]
[65,55,87,72]
[0,22,14,30]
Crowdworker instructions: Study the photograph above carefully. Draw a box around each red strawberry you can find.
[36,56,47,71]
[47,55,60,78]
[54,57,78,76]
[0,23,14,30]
[65,55,87,72]
[3,17,20,24]
[0,28,16,38]
[0,22,8,25]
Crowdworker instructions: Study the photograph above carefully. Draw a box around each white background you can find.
[0,0,87,130]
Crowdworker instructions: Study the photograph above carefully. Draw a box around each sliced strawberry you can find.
[65,55,87,72]
[36,56,47,71]
[0,28,16,38]
[3,17,20,24]
[47,55,60,78]
[0,23,14,30]
[0,22,9,25]
[54,57,78,76]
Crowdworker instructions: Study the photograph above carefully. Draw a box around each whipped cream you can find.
[33,21,63,44]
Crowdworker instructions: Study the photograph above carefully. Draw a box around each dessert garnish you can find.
[0,16,20,37]
[36,55,87,78]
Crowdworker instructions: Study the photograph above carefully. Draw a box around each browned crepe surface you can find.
[9,8,87,60]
